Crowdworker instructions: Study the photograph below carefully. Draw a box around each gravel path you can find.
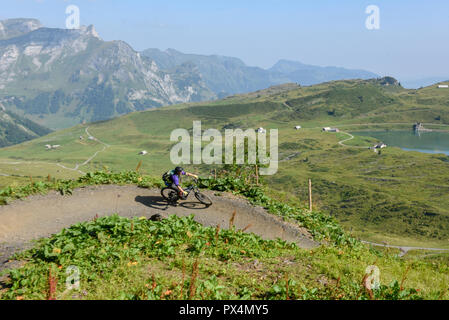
[0,185,318,270]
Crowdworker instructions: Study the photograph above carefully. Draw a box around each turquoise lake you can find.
[351,130,449,156]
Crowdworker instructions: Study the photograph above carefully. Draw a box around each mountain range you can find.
[142,49,379,98]
[0,19,215,130]
[0,18,380,132]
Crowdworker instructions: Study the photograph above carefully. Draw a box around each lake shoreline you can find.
[350,129,449,156]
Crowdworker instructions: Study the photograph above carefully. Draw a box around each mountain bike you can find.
[161,179,213,206]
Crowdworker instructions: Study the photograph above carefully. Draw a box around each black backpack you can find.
[162,170,174,183]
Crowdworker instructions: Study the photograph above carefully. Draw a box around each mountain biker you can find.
[163,167,198,199]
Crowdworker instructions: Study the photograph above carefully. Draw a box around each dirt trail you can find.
[0,185,318,269]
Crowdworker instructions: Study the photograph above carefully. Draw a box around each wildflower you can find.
[163,290,172,296]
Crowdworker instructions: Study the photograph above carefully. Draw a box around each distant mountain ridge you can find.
[269,59,379,85]
[142,48,284,98]
[142,49,379,97]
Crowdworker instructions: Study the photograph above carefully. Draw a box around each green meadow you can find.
[1,79,449,247]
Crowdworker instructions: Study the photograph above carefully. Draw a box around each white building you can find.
[322,127,339,133]
[438,85,448,88]
[374,143,387,149]
[256,127,266,133]
[45,145,61,150]
[294,125,301,130]
[139,150,148,155]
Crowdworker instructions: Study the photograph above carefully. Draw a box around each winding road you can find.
[55,127,110,175]
[0,127,110,177]
[337,131,369,148]
[361,241,449,257]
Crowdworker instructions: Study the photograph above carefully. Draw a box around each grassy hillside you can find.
[0,78,448,247]
[4,214,448,300]
[0,109,51,147]
[1,171,448,300]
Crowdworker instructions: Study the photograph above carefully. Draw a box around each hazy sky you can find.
[2,0,449,81]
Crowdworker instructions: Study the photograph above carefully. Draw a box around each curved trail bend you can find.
[0,185,318,269]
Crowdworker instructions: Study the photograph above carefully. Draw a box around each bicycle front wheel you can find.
[195,192,213,206]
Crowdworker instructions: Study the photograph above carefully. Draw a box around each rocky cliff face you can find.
[0,19,215,129]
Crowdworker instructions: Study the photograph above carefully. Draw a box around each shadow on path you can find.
[178,202,210,210]
[135,195,210,211]
[135,196,170,211]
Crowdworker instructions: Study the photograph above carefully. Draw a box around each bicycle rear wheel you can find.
[161,188,179,204]
[195,192,213,206]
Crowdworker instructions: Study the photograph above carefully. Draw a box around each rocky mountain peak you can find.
[79,25,101,40]
[0,18,43,40]
[376,76,401,86]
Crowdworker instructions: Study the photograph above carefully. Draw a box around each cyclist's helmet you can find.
[175,166,184,174]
